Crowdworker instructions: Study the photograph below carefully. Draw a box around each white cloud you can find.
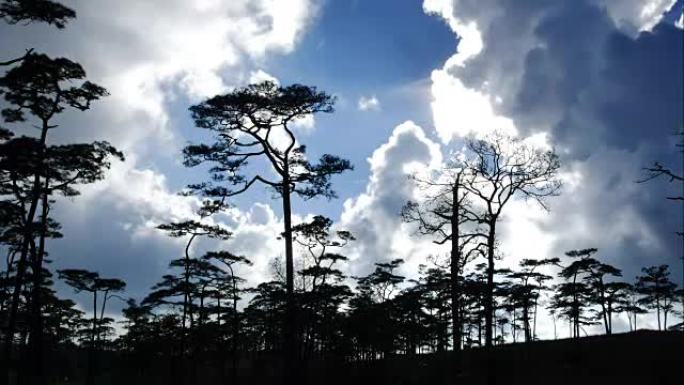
[599,0,677,32]
[423,0,484,67]
[340,121,443,277]
[419,0,682,336]
[357,95,381,111]
[430,69,517,142]
[1,0,318,153]
[55,151,298,300]
[0,0,320,313]
[291,114,316,133]
[249,69,280,85]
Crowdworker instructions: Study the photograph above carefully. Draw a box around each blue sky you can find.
[1,0,682,337]
[154,0,457,219]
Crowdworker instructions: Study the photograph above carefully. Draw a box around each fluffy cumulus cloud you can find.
[0,0,318,314]
[598,0,678,32]
[51,162,287,309]
[2,0,318,149]
[340,121,443,277]
[417,0,682,334]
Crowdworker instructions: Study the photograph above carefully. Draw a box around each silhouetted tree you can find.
[0,53,121,383]
[638,131,684,322]
[636,265,677,330]
[118,299,154,354]
[156,214,231,355]
[202,250,251,380]
[184,81,352,368]
[244,281,287,353]
[584,261,623,335]
[0,0,75,29]
[461,133,561,346]
[506,258,558,341]
[415,265,451,352]
[617,284,648,331]
[58,269,125,385]
[291,215,353,358]
[550,249,599,338]
[0,0,74,68]
[349,259,405,359]
[402,164,481,351]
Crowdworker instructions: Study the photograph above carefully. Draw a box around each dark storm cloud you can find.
[428,0,682,295]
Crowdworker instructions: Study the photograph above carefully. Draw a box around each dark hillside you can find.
[334,330,682,385]
[47,330,681,385]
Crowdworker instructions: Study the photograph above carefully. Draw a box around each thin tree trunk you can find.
[281,170,298,382]
[598,280,609,335]
[228,263,239,384]
[99,290,110,343]
[656,293,661,331]
[28,178,49,385]
[180,233,197,360]
[88,290,98,385]
[484,221,496,347]
[532,290,539,340]
[523,300,532,342]
[634,312,638,331]
[512,307,516,343]
[572,272,579,338]
[3,122,49,381]
[450,181,462,352]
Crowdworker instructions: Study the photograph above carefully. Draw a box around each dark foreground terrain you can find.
[29,330,684,385]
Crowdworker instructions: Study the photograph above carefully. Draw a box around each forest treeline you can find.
[0,1,682,385]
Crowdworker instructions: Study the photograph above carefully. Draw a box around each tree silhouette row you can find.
[0,1,682,384]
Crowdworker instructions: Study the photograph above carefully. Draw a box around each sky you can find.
[1,0,683,338]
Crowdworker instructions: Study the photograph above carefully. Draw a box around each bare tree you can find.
[638,131,683,320]
[461,132,561,347]
[402,164,481,351]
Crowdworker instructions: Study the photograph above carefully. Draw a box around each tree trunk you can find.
[634,312,638,331]
[228,264,239,384]
[450,181,462,352]
[484,220,496,347]
[598,280,609,335]
[532,291,539,340]
[3,123,49,381]
[656,291,661,331]
[572,272,579,338]
[281,171,298,382]
[181,233,196,360]
[99,290,110,344]
[512,307,516,343]
[522,303,530,342]
[88,290,98,385]
[28,179,49,385]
